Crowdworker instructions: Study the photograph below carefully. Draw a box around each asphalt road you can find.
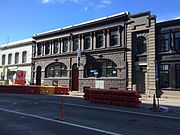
[0,93,180,135]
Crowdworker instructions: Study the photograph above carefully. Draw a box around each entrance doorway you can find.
[36,66,41,85]
[71,64,79,91]
[136,65,147,94]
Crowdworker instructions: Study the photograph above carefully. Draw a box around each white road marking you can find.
[42,100,180,121]
[0,107,123,135]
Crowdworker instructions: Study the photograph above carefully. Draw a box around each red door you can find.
[72,64,79,91]
[36,66,41,85]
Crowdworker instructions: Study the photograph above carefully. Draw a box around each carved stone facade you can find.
[32,12,128,92]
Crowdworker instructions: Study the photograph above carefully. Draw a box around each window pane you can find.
[73,37,79,51]
[96,33,103,48]
[136,36,147,54]
[110,30,118,46]
[15,53,19,64]
[53,40,59,54]
[45,62,67,78]
[175,32,180,51]
[84,35,90,50]
[159,64,170,88]
[45,42,50,55]
[2,55,6,65]
[37,43,42,56]
[63,38,68,52]
[159,34,170,52]
[22,51,27,63]
[176,64,180,88]
[8,54,12,64]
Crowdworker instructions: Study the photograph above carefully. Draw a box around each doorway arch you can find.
[36,66,42,85]
[71,64,79,91]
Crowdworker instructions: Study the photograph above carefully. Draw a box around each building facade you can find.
[0,38,34,85]
[156,19,180,97]
[32,11,157,95]
[32,12,129,91]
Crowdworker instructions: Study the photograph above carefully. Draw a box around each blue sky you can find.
[0,0,180,45]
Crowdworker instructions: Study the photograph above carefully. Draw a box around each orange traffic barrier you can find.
[83,88,141,108]
[0,85,69,95]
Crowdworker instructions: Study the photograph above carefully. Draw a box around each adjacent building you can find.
[0,38,34,85]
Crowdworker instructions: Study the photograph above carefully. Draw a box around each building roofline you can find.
[0,38,35,49]
[157,17,180,25]
[130,11,151,18]
[33,11,129,38]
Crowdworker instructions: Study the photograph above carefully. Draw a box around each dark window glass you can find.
[136,36,147,54]
[110,29,118,46]
[45,62,67,78]
[15,52,19,64]
[8,53,12,64]
[159,64,170,88]
[53,40,59,54]
[84,59,117,78]
[37,43,42,56]
[2,54,6,65]
[73,37,79,51]
[159,33,170,52]
[22,51,27,63]
[84,34,90,50]
[63,38,68,52]
[175,32,180,51]
[176,64,180,88]
[45,41,50,55]
[96,33,103,48]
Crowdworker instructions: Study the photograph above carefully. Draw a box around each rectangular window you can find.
[73,37,79,51]
[45,41,50,55]
[176,64,180,88]
[110,29,118,46]
[175,32,180,51]
[159,33,170,52]
[159,64,170,88]
[37,43,42,56]
[96,33,103,48]
[63,38,68,52]
[53,40,59,54]
[2,55,5,65]
[84,34,90,50]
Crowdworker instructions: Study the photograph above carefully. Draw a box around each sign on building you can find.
[15,70,26,85]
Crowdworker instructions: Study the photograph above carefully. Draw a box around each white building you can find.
[0,38,34,85]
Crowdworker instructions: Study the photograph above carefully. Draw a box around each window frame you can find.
[22,51,27,63]
[174,31,180,51]
[15,52,19,64]
[159,64,170,88]
[110,28,119,46]
[45,62,68,78]
[158,33,170,52]
[8,53,12,65]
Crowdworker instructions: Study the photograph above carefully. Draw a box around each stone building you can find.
[32,11,157,95]
[0,38,34,85]
[156,18,180,97]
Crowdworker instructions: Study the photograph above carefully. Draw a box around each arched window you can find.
[8,53,12,64]
[15,52,19,64]
[136,36,147,54]
[84,59,117,77]
[2,54,6,65]
[22,51,27,63]
[45,62,67,78]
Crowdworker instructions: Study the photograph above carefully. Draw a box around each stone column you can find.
[43,42,45,56]
[81,34,84,51]
[118,27,121,46]
[93,32,96,49]
[58,39,61,54]
[68,37,71,52]
[106,29,110,48]
[90,32,93,50]
[103,30,106,48]
[51,40,54,55]
[35,43,38,57]
[70,36,73,52]
[61,38,63,53]
[120,26,124,47]
[78,35,81,50]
